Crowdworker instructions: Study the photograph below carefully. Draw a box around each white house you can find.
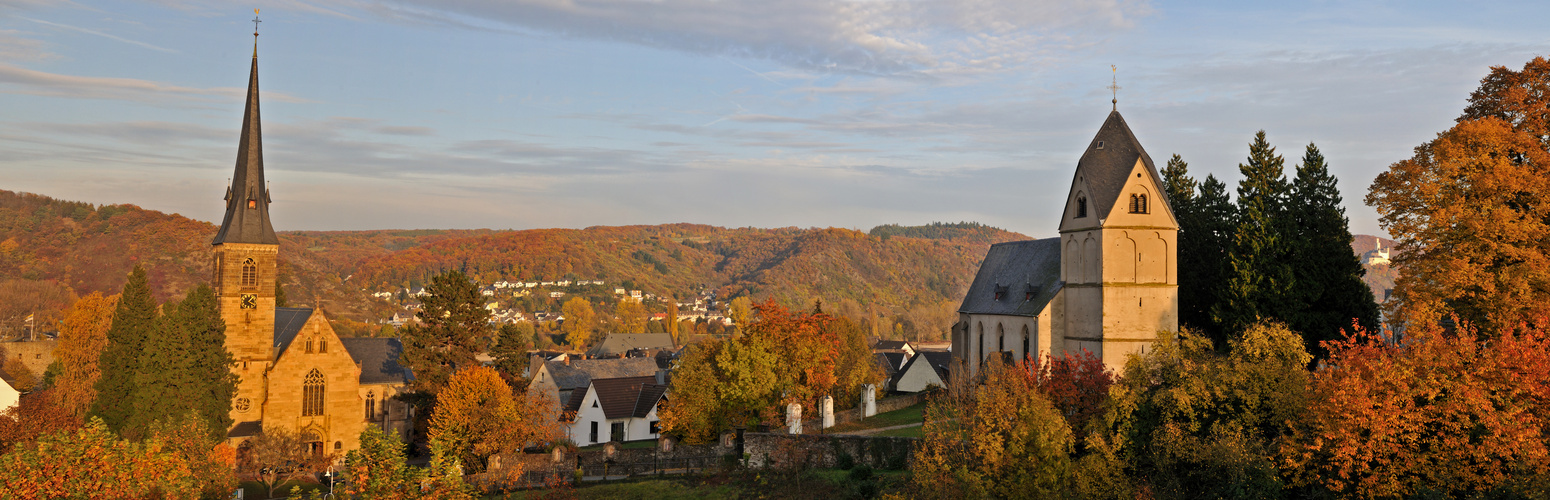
[0,376,18,414]
[892,351,952,393]
[562,375,668,446]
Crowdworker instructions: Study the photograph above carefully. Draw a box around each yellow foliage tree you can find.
[617,299,647,334]
[560,297,596,348]
[51,293,117,417]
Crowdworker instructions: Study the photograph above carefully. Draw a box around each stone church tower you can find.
[953,109,1178,374]
[213,43,281,424]
[214,38,415,455]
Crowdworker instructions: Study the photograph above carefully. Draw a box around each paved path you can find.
[831,422,923,436]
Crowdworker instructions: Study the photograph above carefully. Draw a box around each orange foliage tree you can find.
[1282,321,1550,497]
[0,389,81,455]
[0,418,201,498]
[429,365,558,474]
[1030,349,1116,442]
[1368,56,1550,334]
[51,292,116,417]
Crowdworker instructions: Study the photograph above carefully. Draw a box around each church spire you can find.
[213,28,278,246]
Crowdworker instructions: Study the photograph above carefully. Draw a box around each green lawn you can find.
[825,401,926,434]
[871,425,924,438]
[239,479,327,499]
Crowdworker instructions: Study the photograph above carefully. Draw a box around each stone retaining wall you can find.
[744,433,917,470]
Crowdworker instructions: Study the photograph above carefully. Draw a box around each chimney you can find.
[655,369,667,386]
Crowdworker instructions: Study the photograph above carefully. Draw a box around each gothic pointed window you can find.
[366,391,376,420]
[1076,196,1088,218]
[303,369,325,416]
[241,257,258,287]
[1129,194,1149,214]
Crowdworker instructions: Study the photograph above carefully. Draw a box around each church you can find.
[215,37,414,454]
[952,108,1178,376]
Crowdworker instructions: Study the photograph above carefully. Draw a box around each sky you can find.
[0,1,1545,238]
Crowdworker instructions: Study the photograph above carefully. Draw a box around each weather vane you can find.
[1107,65,1121,110]
[253,8,261,37]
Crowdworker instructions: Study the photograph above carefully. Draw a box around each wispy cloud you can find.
[336,0,1150,79]
[0,62,308,103]
[22,17,178,53]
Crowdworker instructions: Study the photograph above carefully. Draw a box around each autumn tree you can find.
[1030,349,1115,443]
[664,303,680,344]
[401,270,489,392]
[90,265,156,435]
[0,418,201,498]
[1085,323,1313,499]
[1368,57,1550,334]
[727,296,753,332]
[429,365,557,474]
[0,389,81,455]
[913,356,1073,499]
[345,425,424,499]
[239,427,328,499]
[147,414,239,498]
[616,299,647,334]
[1285,144,1379,358]
[1282,321,1550,497]
[560,297,597,348]
[50,292,115,418]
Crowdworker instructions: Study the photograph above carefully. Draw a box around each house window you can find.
[303,369,325,416]
[366,392,376,420]
[1076,197,1088,218]
[590,422,599,443]
[650,421,661,434]
[241,258,257,286]
[1129,194,1148,214]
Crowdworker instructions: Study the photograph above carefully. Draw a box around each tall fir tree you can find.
[1215,131,1300,336]
[1193,175,1238,345]
[1288,144,1380,359]
[401,270,489,393]
[127,285,237,440]
[91,265,157,435]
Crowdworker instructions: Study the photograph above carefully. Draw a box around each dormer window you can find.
[993,283,1009,301]
[1076,196,1088,218]
[1097,141,1105,150]
[248,199,257,209]
[1129,194,1149,214]
[1025,283,1038,301]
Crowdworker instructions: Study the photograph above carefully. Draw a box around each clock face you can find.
[241,294,258,309]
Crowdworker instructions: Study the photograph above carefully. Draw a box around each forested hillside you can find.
[0,190,1027,337]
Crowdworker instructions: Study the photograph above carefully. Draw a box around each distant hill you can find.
[0,190,1027,335]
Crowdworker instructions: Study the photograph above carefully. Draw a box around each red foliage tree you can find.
[1029,349,1116,441]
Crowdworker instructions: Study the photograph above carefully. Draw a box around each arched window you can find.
[1022,325,1031,362]
[241,257,257,286]
[1076,196,1088,218]
[976,323,984,362]
[997,324,1005,352]
[303,369,325,416]
[1129,194,1149,214]
[366,391,377,420]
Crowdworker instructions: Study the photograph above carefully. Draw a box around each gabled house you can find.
[526,356,661,414]
[584,333,676,358]
[562,375,669,446]
[893,351,952,393]
[872,340,917,359]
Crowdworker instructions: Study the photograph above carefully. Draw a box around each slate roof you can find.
[875,353,899,378]
[920,351,954,382]
[341,337,414,385]
[212,45,278,245]
[959,238,1064,317]
[873,340,912,352]
[273,307,313,356]
[591,376,667,420]
[585,333,676,358]
[1066,110,1161,221]
[227,420,263,438]
[545,357,660,392]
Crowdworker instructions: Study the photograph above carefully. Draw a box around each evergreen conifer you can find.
[123,285,237,440]
[1289,144,1380,359]
[91,266,156,435]
[401,270,488,393]
[1215,131,1300,336]
[1193,175,1237,345]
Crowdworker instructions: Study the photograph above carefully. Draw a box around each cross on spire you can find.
[252,8,261,37]
[1107,65,1121,111]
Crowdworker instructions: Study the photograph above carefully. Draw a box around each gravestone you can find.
[821,395,835,429]
[786,403,803,434]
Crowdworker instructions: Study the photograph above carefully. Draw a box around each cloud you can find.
[0,28,49,60]
[0,62,308,103]
[21,17,178,53]
[344,0,1150,78]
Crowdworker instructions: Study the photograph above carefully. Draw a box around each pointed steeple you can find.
[213,40,279,245]
[1071,110,1159,220]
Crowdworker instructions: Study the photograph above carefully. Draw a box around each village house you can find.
[526,356,663,415]
[891,351,952,393]
[561,375,669,446]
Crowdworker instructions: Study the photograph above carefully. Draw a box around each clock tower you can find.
[213,40,280,424]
